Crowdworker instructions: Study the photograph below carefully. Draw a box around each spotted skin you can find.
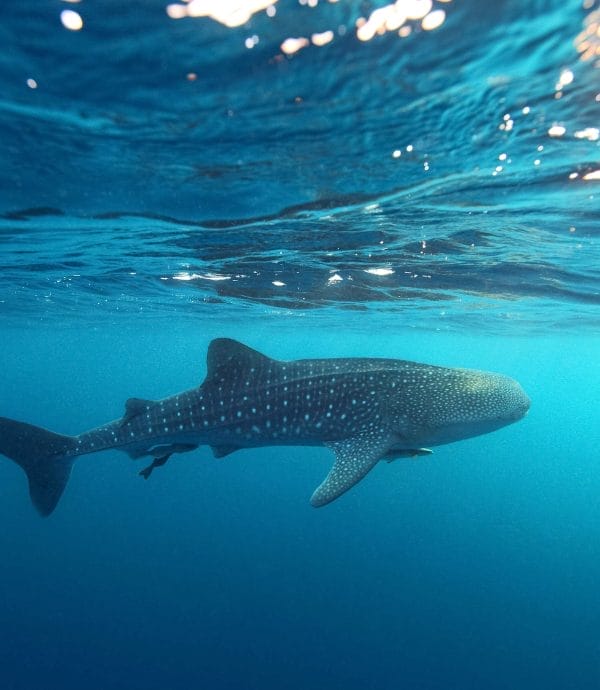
[0,338,530,515]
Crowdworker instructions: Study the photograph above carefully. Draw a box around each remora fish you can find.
[0,338,530,515]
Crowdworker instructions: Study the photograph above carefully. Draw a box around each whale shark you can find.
[0,338,530,516]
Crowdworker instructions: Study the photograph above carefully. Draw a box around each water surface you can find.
[1,1,599,689]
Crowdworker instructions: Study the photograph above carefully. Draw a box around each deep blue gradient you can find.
[1,1,599,689]
[1,325,600,690]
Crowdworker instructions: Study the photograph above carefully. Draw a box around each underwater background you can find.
[1,1,599,688]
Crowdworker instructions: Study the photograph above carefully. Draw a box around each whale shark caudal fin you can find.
[311,429,395,507]
[0,417,78,516]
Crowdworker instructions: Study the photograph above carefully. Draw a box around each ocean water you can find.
[1,1,599,689]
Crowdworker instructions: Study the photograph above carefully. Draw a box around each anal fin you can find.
[211,445,240,459]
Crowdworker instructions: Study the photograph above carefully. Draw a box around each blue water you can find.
[1,0,599,688]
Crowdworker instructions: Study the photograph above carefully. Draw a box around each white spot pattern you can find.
[70,339,528,510]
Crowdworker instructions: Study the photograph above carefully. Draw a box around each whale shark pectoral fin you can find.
[310,430,394,508]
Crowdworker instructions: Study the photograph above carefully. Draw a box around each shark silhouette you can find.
[0,338,530,515]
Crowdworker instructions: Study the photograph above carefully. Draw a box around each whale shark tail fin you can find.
[0,417,78,516]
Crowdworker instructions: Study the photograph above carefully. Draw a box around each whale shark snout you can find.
[417,370,530,447]
[507,381,530,421]
[493,376,530,423]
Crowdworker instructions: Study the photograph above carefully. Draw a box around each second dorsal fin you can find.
[122,397,154,424]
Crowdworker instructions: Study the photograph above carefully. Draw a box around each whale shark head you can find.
[431,369,530,444]
[390,366,530,447]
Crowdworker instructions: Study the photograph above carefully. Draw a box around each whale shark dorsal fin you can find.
[310,430,394,507]
[122,397,154,424]
[206,338,273,379]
